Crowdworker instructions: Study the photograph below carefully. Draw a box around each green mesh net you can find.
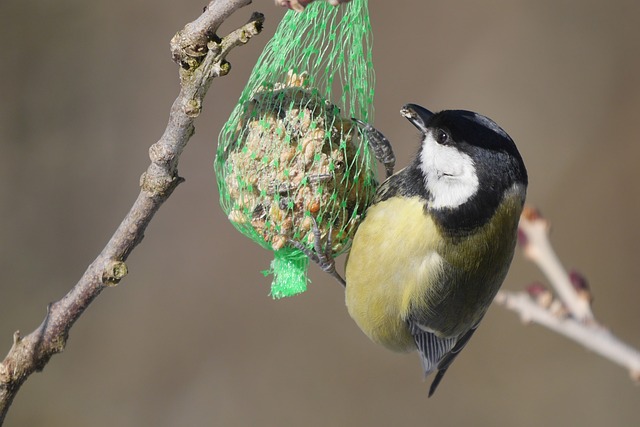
[215,0,376,298]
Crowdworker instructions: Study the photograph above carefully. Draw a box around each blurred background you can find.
[1,0,639,425]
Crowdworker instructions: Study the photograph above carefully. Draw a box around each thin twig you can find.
[495,206,640,382]
[0,2,264,424]
[495,291,640,380]
[517,207,594,322]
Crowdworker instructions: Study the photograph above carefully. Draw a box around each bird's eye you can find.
[435,129,450,145]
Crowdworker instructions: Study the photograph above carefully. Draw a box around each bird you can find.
[342,103,528,396]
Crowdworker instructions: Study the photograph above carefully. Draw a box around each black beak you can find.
[400,103,434,133]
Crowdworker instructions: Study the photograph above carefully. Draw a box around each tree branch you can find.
[495,206,640,382]
[516,206,595,322]
[170,0,254,69]
[0,2,264,424]
[495,290,640,380]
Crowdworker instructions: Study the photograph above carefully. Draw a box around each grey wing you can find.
[408,319,482,397]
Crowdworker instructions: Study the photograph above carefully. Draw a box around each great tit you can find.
[343,104,528,396]
[293,103,527,396]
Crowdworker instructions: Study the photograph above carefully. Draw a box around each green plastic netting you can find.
[215,0,376,298]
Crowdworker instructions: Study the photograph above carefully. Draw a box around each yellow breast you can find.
[345,197,443,352]
[344,188,524,352]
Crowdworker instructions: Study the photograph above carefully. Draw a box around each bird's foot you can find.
[352,118,396,178]
[288,216,346,287]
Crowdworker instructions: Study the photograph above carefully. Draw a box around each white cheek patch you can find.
[419,133,479,209]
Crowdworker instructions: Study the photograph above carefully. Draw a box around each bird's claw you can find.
[352,118,396,178]
[288,217,346,286]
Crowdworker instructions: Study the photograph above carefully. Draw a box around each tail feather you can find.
[408,319,482,397]
[428,369,449,397]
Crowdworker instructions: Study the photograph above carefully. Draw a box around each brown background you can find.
[1,1,640,425]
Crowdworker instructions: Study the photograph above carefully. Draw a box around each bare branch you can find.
[0,2,264,424]
[517,207,595,322]
[170,0,254,70]
[496,206,640,382]
[495,290,640,381]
